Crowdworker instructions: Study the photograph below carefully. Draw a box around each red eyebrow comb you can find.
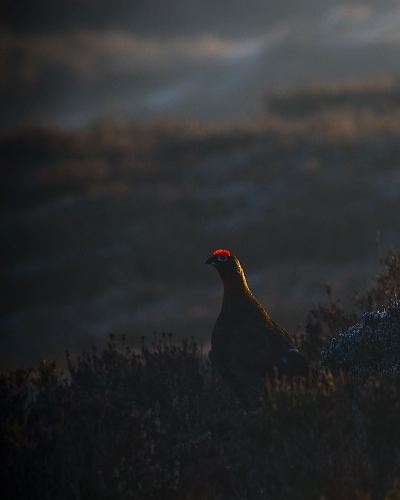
[212,249,231,257]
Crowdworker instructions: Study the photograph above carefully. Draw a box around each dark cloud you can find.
[1,0,400,130]
[0,0,388,37]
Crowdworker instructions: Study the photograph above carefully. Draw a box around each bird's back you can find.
[211,290,307,401]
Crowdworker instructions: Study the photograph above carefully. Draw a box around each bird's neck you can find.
[220,263,252,301]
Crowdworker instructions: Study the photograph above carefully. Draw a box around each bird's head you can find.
[205,249,234,267]
[205,249,248,290]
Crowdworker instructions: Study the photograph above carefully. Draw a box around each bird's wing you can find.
[261,319,308,375]
[212,322,273,404]
[251,296,295,347]
[268,317,294,341]
[259,314,295,353]
[217,321,279,377]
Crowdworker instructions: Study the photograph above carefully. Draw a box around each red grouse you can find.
[206,249,308,403]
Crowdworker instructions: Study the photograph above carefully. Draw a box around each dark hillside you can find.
[2,79,400,366]
[267,77,400,117]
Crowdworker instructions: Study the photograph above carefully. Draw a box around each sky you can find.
[1,0,400,129]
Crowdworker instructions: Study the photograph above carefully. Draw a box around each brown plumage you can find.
[206,249,308,404]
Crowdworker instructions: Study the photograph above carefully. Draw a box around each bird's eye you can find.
[217,255,228,262]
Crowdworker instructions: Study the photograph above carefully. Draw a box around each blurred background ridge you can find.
[1,0,400,367]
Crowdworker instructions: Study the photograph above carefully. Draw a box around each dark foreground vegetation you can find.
[2,251,400,500]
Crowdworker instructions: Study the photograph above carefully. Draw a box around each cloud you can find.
[3,4,400,91]
[2,3,400,130]
[1,29,286,87]
[321,3,400,45]
[0,28,288,126]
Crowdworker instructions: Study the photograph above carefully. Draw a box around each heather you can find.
[2,251,400,500]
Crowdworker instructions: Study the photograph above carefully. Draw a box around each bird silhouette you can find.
[206,249,308,405]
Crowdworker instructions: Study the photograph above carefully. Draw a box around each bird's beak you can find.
[205,256,214,265]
